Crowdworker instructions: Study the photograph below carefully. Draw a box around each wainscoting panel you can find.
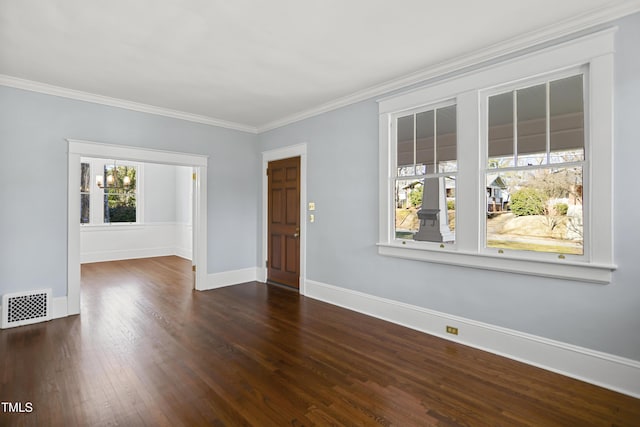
[174,223,193,260]
[80,222,190,263]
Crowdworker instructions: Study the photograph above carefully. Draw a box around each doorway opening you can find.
[67,140,208,315]
[78,158,193,264]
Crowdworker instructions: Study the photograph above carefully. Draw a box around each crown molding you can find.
[2,2,638,135]
[0,75,258,134]
[257,1,640,133]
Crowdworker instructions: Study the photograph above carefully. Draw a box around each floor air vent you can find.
[1,289,52,329]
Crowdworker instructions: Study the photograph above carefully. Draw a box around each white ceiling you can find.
[1,1,638,132]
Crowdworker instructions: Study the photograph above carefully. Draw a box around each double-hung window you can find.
[80,158,142,225]
[484,71,586,256]
[378,29,616,283]
[393,103,457,244]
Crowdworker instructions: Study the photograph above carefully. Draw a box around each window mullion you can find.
[413,113,417,171]
[513,91,518,166]
[546,81,551,164]
[98,161,106,224]
[433,109,437,172]
[455,90,480,253]
[92,160,105,224]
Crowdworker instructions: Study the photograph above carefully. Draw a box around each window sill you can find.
[80,223,143,231]
[377,243,615,284]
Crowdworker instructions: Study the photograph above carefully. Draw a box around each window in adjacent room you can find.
[80,162,91,224]
[103,163,137,223]
[80,158,141,225]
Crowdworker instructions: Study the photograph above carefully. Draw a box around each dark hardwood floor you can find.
[1,256,639,426]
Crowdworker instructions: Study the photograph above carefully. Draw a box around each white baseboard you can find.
[304,279,640,399]
[174,247,192,261]
[52,296,68,319]
[80,247,176,264]
[257,267,267,283]
[201,267,258,291]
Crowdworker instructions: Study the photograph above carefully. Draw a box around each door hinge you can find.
[265,260,268,267]
[192,265,196,272]
[266,168,269,176]
[192,173,196,181]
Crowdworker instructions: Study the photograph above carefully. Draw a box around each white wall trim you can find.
[377,244,615,284]
[174,221,194,261]
[52,297,68,320]
[0,75,257,134]
[3,5,636,136]
[261,143,308,294]
[70,139,208,167]
[80,222,192,263]
[257,5,638,133]
[81,248,176,264]
[174,248,192,261]
[203,268,259,290]
[304,279,640,399]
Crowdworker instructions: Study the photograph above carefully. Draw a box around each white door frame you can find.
[67,139,209,315]
[261,143,307,294]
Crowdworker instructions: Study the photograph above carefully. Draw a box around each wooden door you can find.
[267,157,300,288]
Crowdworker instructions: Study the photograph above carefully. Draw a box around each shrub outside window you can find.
[80,158,141,225]
[485,73,585,255]
[394,104,457,244]
[103,164,137,223]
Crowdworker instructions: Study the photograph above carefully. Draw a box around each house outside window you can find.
[394,103,457,244]
[377,29,615,283]
[484,72,585,255]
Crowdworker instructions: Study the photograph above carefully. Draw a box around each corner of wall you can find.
[200,267,259,291]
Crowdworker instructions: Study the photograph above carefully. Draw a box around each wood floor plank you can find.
[1,256,639,426]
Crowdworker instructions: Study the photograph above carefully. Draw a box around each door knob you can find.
[293,232,300,238]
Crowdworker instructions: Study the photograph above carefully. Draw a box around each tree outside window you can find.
[485,74,584,255]
[80,159,140,225]
[103,165,137,223]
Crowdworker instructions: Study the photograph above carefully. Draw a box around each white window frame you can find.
[80,157,144,226]
[480,66,588,262]
[377,28,616,283]
[391,99,458,250]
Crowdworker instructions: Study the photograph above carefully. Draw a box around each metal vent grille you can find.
[1,289,52,329]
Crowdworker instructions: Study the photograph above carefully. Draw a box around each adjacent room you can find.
[1,1,640,425]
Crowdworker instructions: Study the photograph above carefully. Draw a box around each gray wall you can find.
[0,88,260,298]
[175,165,193,225]
[257,13,640,361]
[144,162,177,223]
